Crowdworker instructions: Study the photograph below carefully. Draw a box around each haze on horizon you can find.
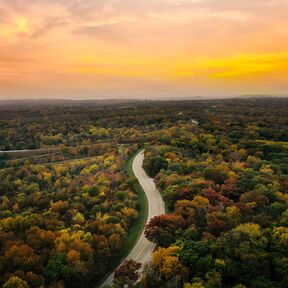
[0,0,288,100]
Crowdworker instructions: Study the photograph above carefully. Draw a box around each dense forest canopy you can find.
[0,97,287,288]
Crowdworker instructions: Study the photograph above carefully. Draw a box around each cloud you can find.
[66,0,118,20]
[146,8,250,23]
[0,54,35,64]
[0,7,9,23]
[174,52,288,80]
[1,0,288,98]
[30,17,68,38]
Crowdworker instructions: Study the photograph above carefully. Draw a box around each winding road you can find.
[100,149,165,287]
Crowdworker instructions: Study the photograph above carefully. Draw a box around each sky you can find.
[0,0,288,100]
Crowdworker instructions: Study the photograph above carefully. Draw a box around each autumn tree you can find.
[114,260,142,288]
[144,214,185,247]
[3,276,30,288]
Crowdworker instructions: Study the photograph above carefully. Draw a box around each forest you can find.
[0,97,287,288]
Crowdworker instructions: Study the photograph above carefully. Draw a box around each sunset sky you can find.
[0,0,288,99]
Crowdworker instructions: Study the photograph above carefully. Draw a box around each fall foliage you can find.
[0,98,288,287]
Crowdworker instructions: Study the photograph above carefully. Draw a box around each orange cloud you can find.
[0,0,288,98]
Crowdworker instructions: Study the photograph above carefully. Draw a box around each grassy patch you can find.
[97,148,148,287]
[122,149,148,254]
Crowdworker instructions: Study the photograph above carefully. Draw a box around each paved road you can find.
[100,149,165,287]
[0,148,58,155]
[0,142,115,155]
[0,149,30,154]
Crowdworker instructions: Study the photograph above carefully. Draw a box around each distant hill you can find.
[0,99,143,109]
[239,94,277,98]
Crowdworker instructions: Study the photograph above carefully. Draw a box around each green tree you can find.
[144,156,168,177]
[44,253,68,283]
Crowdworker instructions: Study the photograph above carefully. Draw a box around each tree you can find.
[44,253,68,283]
[4,244,41,271]
[175,200,196,225]
[144,156,168,177]
[152,246,185,281]
[114,260,141,288]
[144,214,185,247]
[50,200,69,214]
[184,283,205,288]
[212,223,269,286]
[207,212,228,236]
[204,167,228,185]
[3,277,30,288]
